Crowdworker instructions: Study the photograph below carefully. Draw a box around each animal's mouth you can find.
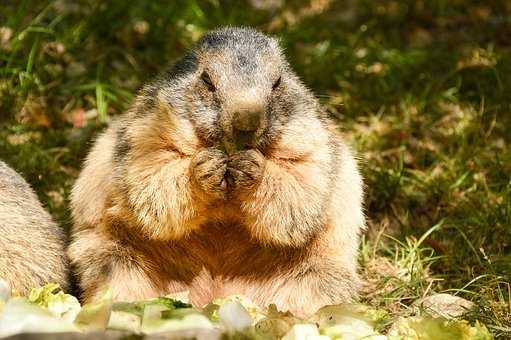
[219,110,267,155]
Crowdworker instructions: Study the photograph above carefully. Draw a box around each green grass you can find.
[0,0,510,337]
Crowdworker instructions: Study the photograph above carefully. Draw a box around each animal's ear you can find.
[268,36,286,61]
[165,52,198,80]
[269,36,282,49]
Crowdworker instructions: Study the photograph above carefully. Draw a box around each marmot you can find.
[0,161,69,294]
[69,27,365,316]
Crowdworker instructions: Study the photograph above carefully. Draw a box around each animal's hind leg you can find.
[86,261,167,303]
[251,258,361,318]
[68,228,172,303]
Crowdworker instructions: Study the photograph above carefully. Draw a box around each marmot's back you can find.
[0,161,68,294]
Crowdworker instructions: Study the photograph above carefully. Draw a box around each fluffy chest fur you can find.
[106,219,321,306]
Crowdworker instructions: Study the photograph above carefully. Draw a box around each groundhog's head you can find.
[144,26,319,154]
[111,27,328,240]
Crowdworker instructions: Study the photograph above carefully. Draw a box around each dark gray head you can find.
[151,27,317,152]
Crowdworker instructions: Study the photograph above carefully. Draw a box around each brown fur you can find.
[69,27,365,317]
[0,161,69,294]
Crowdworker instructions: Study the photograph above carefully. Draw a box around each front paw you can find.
[226,149,265,194]
[191,148,228,198]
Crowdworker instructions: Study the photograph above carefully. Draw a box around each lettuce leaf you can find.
[28,283,80,322]
[73,288,112,332]
[0,297,79,337]
[388,317,493,340]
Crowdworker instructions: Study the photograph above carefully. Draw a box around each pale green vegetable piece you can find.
[108,310,142,333]
[0,297,79,338]
[74,288,113,332]
[0,279,10,303]
[28,283,81,322]
[204,295,265,325]
[161,306,199,319]
[255,304,301,338]
[255,317,294,338]
[282,323,322,340]
[322,322,386,340]
[0,279,11,314]
[218,300,253,331]
[202,301,221,322]
[310,304,386,329]
[142,303,169,325]
[141,302,213,334]
[310,304,388,339]
[28,283,60,303]
[108,297,196,334]
[112,296,192,319]
[142,312,214,334]
[387,317,493,340]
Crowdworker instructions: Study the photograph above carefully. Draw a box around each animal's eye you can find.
[272,76,281,90]
[201,72,215,92]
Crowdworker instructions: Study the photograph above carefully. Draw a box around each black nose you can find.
[232,110,261,132]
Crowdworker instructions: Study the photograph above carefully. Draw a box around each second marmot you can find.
[69,27,365,316]
[0,161,68,294]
